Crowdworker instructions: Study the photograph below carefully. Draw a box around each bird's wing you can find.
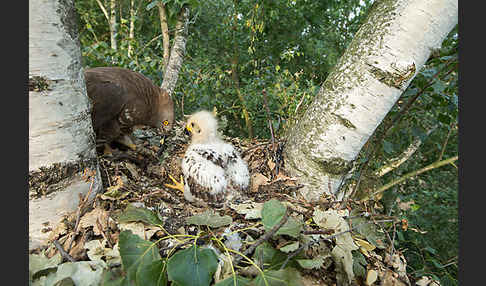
[182,145,228,197]
[224,145,250,191]
[85,76,128,130]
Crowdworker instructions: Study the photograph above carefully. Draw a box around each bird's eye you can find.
[163,120,169,126]
[190,122,194,127]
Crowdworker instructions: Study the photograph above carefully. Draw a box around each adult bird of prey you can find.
[165,110,250,207]
[84,67,174,154]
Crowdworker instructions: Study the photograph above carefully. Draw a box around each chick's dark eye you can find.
[191,122,194,127]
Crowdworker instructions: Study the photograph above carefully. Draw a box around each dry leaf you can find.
[314,209,358,283]
[354,237,376,257]
[267,158,276,170]
[251,173,269,193]
[366,269,378,285]
[379,269,407,286]
[415,276,431,286]
[79,208,109,235]
[124,162,140,180]
[229,201,264,219]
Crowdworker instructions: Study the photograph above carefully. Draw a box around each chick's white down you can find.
[181,110,250,204]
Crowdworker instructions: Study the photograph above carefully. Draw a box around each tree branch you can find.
[109,0,117,50]
[438,124,454,161]
[160,6,190,95]
[372,155,458,196]
[157,2,170,71]
[374,126,437,177]
[94,0,109,21]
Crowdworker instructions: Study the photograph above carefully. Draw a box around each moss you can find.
[29,158,98,199]
[318,157,352,176]
[29,76,51,92]
[333,113,356,130]
[369,62,416,89]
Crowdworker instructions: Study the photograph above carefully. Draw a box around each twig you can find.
[374,125,437,177]
[302,229,333,235]
[67,176,95,253]
[96,218,113,248]
[53,240,76,262]
[234,208,290,266]
[244,208,289,257]
[262,89,276,151]
[240,140,283,157]
[372,155,458,196]
[438,124,454,162]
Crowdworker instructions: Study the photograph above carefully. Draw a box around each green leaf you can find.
[352,251,367,278]
[279,242,299,253]
[296,255,326,270]
[275,216,303,238]
[101,269,131,286]
[438,113,451,125]
[35,261,106,286]
[118,205,164,226]
[118,230,161,283]
[167,245,218,286]
[214,275,251,286]
[411,126,428,142]
[251,268,302,286]
[262,199,286,231]
[29,251,62,277]
[424,246,437,255]
[382,140,394,154]
[253,243,290,270]
[349,212,387,249]
[136,260,168,286]
[186,210,233,228]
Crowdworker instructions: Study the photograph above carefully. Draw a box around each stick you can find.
[234,208,290,266]
[53,240,76,262]
[96,218,113,248]
[67,175,95,253]
[372,155,458,196]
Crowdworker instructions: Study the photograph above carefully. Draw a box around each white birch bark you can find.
[284,0,458,201]
[29,0,102,250]
[160,6,190,95]
[110,0,117,50]
[127,0,140,57]
[157,2,171,71]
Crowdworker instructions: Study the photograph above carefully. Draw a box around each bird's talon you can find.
[165,174,184,193]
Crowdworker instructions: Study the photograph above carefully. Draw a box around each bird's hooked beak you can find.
[158,120,171,134]
[184,123,192,136]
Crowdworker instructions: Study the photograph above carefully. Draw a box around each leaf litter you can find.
[29,123,415,286]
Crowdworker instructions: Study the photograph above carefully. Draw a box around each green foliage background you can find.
[75,0,458,284]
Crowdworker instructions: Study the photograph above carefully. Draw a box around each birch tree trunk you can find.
[29,0,102,250]
[110,0,117,50]
[157,2,171,71]
[160,6,190,95]
[283,0,458,201]
[127,0,142,57]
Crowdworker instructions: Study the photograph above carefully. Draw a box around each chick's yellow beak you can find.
[186,123,192,133]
